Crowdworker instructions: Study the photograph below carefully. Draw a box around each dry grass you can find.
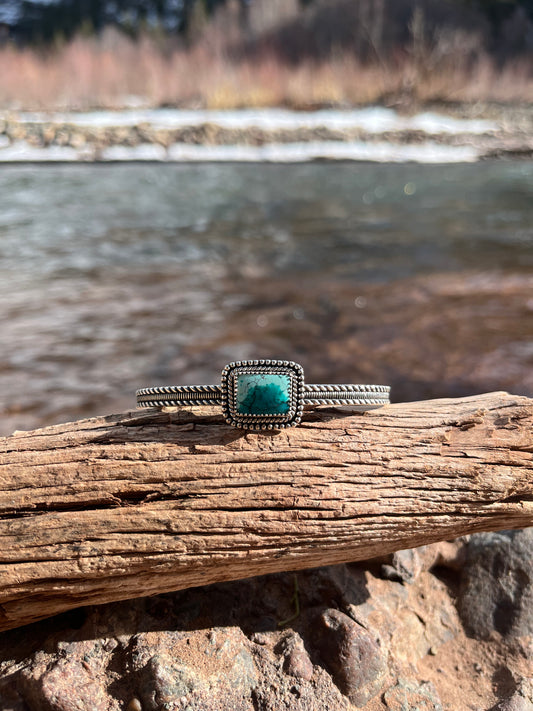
[1,29,532,111]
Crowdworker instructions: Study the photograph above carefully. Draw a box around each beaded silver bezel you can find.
[221,359,305,430]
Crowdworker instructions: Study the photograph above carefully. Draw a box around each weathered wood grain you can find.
[0,392,532,632]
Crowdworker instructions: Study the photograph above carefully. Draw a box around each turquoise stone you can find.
[236,373,291,415]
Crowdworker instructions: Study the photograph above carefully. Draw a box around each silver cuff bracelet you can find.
[136,359,390,430]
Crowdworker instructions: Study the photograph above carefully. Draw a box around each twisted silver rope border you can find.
[136,383,390,408]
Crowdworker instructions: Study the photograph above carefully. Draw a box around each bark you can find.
[0,391,532,632]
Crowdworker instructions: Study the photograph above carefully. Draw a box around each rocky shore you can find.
[1,531,531,710]
[0,104,531,162]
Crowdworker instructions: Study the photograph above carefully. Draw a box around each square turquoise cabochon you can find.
[236,373,291,415]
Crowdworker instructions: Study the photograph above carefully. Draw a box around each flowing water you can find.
[1,161,532,434]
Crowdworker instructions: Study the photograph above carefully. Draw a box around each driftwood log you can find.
[0,391,532,633]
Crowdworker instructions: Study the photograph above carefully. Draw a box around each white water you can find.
[0,139,480,163]
[5,106,497,134]
[162,141,480,163]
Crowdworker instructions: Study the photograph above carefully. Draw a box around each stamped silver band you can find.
[136,383,390,408]
[136,359,389,430]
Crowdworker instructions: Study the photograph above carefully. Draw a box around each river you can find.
[1,161,532,434]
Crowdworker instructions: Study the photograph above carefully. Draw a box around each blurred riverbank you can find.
[0,105,532,162]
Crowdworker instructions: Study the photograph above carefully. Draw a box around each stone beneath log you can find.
[458,528,533,640]
[0,535,531,711]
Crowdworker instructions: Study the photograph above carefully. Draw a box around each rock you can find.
[54,129,70,146]
[0,676,27,711]
[250,649,349,711]
[312,608,387,707]
[146,654,206,707]
[19,640,113,711]
[284,646,314,681]
[278,632,314,682]
[380,549,423,583]
[224,646,258,692]
[297,564,370,609]
[5,121,26,141]
[390,609,430,662]
[491,678,533,711]
[249,632,273,646]
[42,124,56,144]
[347,563,460,666]
[494,695,532,711]
[383,678,443,710]
[458,529,533,639]
[416,539,469,572]
[26,128,44,147]
[134,627,257,711]
[69,131,87,149]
